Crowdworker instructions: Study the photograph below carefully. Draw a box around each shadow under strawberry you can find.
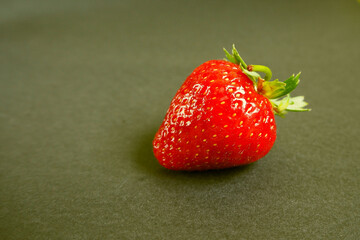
[132,127,258,182]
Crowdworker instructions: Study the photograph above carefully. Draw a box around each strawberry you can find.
[153,45,310,171]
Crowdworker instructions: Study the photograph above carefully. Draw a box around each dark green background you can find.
[1,0,359,239]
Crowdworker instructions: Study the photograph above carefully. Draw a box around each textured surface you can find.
[1,0,360,239]
[153,60,276,170]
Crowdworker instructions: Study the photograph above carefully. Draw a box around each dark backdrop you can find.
[1,0,359,239]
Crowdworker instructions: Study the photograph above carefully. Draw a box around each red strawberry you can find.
[153,45,310,171]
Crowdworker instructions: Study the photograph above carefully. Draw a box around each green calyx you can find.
[223,44,310,116]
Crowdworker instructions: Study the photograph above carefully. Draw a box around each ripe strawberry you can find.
[153,45,310,171]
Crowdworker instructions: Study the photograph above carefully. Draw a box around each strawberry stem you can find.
[223,45,311,117]
[247,65,272,81]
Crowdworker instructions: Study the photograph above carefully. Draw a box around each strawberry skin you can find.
[153,60,276,171]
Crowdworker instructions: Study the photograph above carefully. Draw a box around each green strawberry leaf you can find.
[223,45,248,71]
[261,79,286,99]
[270,72,301,99]
[271,95,311,116]
[242,69,260,85]
[284,96,310,112]
[223,48,237,65]
[277,94,290,112]
[243,69,261,79]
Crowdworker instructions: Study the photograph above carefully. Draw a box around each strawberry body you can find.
[153,60,276,170]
